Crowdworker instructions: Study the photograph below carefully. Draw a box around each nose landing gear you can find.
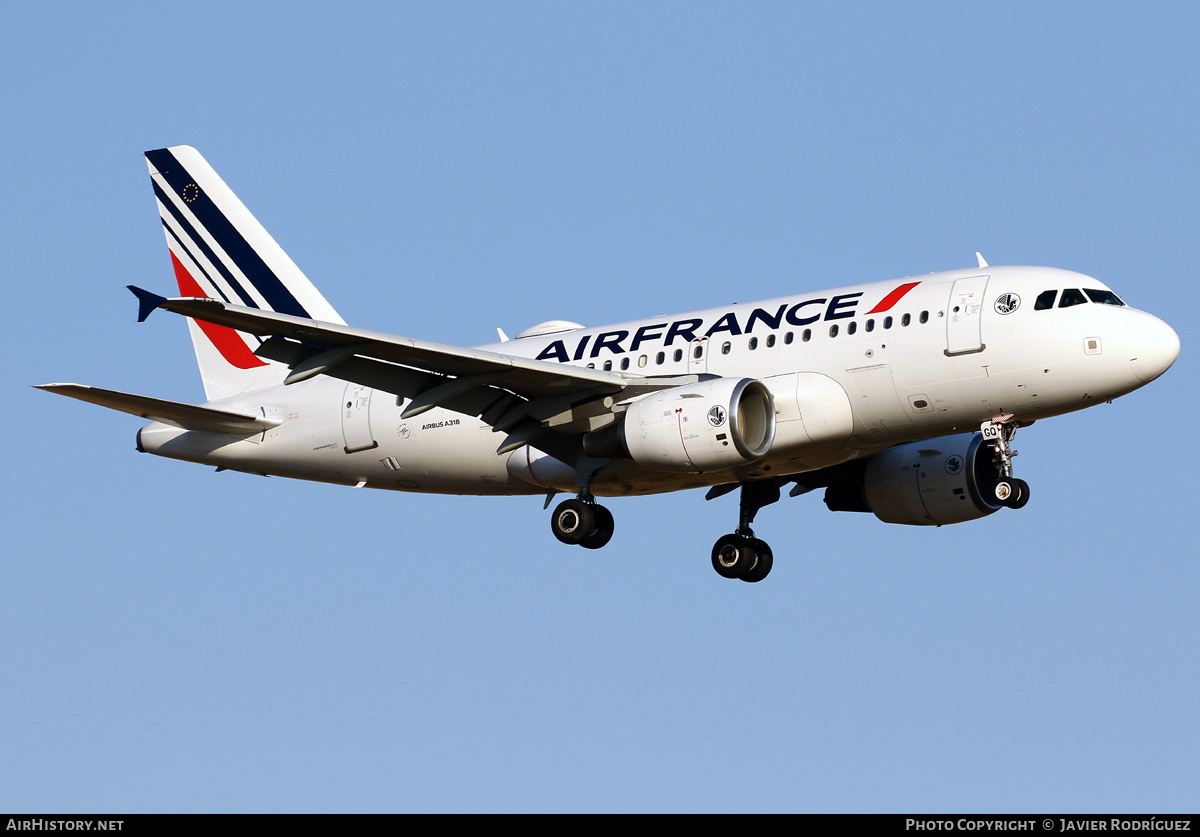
[709,480,780,583]
[982,416,1031,510]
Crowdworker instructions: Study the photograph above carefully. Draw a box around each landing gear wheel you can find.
[1008,478,1031,510]
[551,499,596,545]
[739,538,773,583]
[712,533,758,579]
[580,505,614,550]
[993,477,1017,507]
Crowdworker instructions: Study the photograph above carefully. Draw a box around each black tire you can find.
[551,499,596,545]
[580,505,615,550]
[712,533,757,579]
[1008,478,1031,510]
[740,539,774,583]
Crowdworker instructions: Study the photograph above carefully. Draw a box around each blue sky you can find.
[3,1,1197,812]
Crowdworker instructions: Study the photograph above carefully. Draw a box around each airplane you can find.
[38,146,1181,583]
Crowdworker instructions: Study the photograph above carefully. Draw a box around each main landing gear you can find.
[711,480,780,583]
[549,456,616,550]
[982,416,1031,510]
[550,496,615,550]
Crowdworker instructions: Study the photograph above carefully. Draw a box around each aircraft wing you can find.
[133,290,699,456]
[35,384,280,433]
[149,294,625,398]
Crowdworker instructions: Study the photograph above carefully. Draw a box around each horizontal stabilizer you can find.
[35,384,281,434]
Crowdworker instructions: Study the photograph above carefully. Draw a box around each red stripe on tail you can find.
[169,251,268,369]
[865,281,921,314]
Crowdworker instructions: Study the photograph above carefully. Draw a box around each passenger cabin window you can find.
[1059,288,1088,308]
[656,351,665,365]
[673,349,683,362]
[766,334,776,348]
[1034,290,1057,310]
[802,329,811,342]
[721,341,732,355]
[620,357,630,370]
[603,360,612,371]
[901,313,911,326]
[884,316,893,329]
[920,310,929,324]
[638,355,647,368]
[866,319,875,332]
[749,337,758,350]
[847,321,857,335]
[693,345,704,359]
[1085,288,1125,306]
[785,332,794,345]
[828,324,839,338]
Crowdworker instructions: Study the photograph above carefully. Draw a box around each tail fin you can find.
[145,145,344,400]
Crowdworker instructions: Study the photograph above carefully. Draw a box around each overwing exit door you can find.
[341,383,378,453]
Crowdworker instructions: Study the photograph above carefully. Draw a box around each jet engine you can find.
[823,432,1003,525]
[583,377,775,473]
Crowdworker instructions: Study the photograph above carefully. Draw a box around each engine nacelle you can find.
[824,432,1002,526]
[585,377,776,473]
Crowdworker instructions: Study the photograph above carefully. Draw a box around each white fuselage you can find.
[136,265,1178,497]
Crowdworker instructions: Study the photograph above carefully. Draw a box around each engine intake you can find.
[584,377,775,473]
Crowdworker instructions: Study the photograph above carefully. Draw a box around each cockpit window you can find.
[1059,288,1088,308]
[1085,288,1125,306]
[1034,290,1057,310]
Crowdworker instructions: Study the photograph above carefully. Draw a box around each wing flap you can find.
[36,384,280,434]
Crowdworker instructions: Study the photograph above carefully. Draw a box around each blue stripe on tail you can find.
[145,147,312,318]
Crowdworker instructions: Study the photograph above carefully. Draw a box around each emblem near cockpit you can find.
[995,293,1021,315]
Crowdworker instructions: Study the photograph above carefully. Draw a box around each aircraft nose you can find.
[1127,313,1181,384]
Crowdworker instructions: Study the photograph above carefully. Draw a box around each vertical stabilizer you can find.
[145,145,345,400]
